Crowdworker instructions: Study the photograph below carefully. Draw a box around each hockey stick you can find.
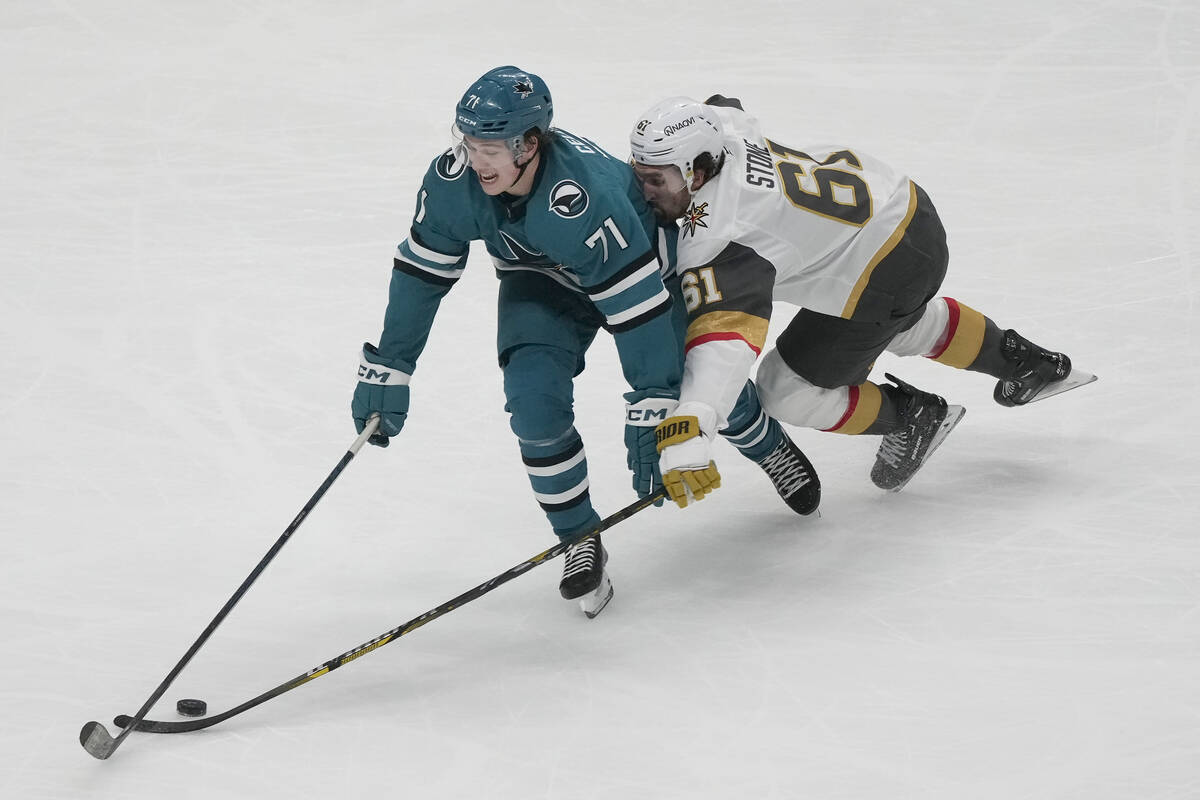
[80,416,382,761]
[107,487,667,739]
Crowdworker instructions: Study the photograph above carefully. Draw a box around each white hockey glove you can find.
[655,401,721,509]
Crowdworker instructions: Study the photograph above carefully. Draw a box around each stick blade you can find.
[114,712,211,733]
[79,721,117,760]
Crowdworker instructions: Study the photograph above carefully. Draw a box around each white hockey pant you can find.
[755,299,953,430]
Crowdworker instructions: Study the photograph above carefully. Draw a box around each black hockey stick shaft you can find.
[80,416,382,760]
[112,488,667,736]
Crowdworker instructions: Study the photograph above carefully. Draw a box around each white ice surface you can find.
[2,2,1198,798]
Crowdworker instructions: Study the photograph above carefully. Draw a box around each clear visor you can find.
[451,122,525,166]
[631,160,689,195]
[450,122,471,165]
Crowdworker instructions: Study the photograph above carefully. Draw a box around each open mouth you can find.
[477,170,499,186]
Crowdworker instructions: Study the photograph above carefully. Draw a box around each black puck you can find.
[176,698,207,717]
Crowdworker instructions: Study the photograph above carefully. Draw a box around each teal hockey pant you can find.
[498,273,604,541]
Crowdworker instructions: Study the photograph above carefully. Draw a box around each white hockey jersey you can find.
[673,104,919,426]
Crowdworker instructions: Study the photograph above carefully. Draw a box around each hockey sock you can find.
[926,298,993,369]
[518,427,599,539]
[721,382,784,462]
[821,381,907,436]
[928,298,1060,383]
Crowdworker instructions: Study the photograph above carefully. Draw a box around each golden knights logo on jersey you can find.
[682,202,710,237]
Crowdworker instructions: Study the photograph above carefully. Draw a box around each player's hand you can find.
[624,396,678,502]
[655,402,722,508]
[351,343,411,447]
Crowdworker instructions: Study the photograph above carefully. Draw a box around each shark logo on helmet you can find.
[513,80,534,98]
[549,179,589,219]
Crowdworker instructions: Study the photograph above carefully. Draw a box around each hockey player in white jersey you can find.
[628,95,1093,499]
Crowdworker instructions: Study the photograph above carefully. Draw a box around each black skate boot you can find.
[993,329,1072,407]
[560,535,612,618]
[871,374,966,492]
[756,431,821,515]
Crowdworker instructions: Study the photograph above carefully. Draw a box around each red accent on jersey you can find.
[685,331,762,356]
[823,384,860,432]
[928,297,961,360]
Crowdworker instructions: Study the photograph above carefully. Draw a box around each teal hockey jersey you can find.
[375,129,680,400]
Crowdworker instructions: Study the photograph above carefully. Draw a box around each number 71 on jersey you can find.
[584,217,629,262]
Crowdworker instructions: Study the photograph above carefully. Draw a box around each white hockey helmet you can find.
[629,96,725,191]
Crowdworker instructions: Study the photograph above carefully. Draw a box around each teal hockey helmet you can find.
[454,66,553,142]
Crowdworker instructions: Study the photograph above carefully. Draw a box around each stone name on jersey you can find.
[743,139,776,189]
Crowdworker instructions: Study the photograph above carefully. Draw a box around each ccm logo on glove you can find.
[357,358,411,386]
[627,405,671,424]
[358,365,394,384]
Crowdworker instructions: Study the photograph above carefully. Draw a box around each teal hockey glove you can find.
[624,397,677,499]
[352,343,411,448]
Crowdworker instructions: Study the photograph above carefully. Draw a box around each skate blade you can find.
[1028,369,1097,403]
[579,572,613,619]
[890,404,966,493]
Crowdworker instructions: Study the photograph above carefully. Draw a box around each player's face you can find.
[632,162,690,222]
[461,134,527,196]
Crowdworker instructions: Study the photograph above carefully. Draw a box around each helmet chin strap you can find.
[683,160,711,198]
[512,155,533,187]
[504,138,537,193]
[673,165,702,206]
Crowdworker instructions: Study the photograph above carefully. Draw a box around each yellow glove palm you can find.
[655,414,722,508]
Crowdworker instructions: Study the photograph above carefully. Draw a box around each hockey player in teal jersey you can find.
[352,67,818,617]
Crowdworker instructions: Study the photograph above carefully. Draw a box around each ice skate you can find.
[993,329,1093,406]
[560,535,612,617]
[577,571,613,619]
[756,431,821,515]
[871,374,965,492]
